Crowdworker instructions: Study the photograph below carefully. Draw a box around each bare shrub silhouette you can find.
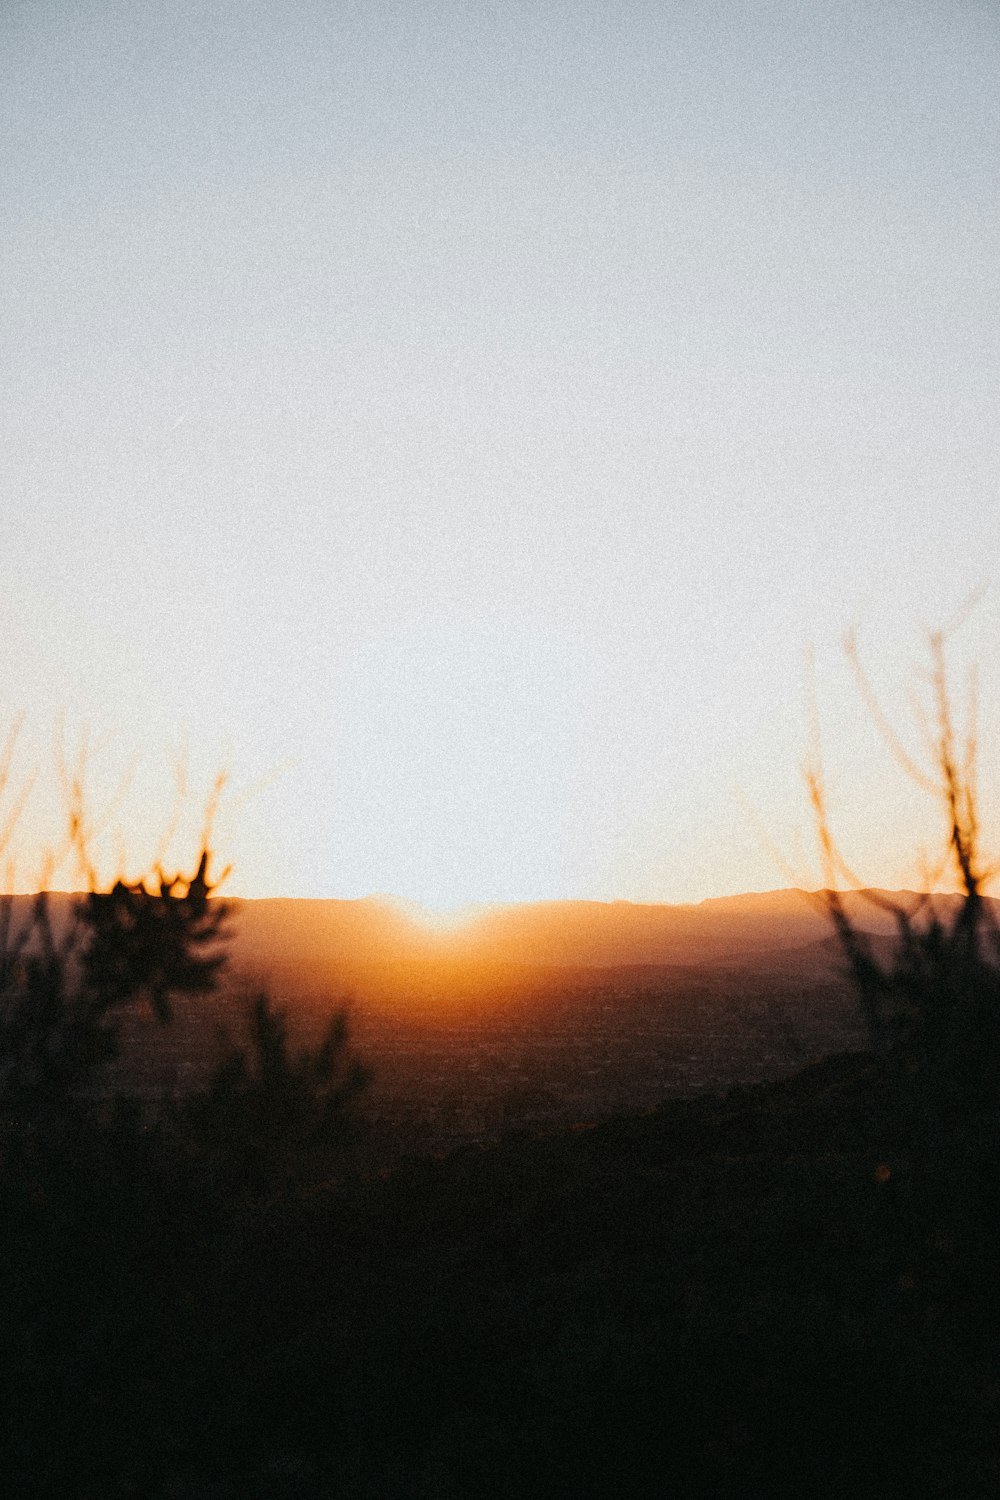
[0,853,232,1119]
[0,750,233,1120]
[0,742,370,1494]
[0,744,368,1190]
[808,626,1000,1220]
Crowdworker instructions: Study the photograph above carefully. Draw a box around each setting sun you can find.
[387,895,491,936]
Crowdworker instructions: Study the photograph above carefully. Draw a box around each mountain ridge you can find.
[9,887,988,979]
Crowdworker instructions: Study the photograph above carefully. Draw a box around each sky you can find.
[2,1,999,910]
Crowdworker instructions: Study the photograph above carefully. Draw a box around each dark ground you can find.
[1,1047,997,1499]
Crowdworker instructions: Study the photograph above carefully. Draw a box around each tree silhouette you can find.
[81,849,230,1022]
[0,764,368,1197]
[0,849,231,1117]
[176,989,371,1199]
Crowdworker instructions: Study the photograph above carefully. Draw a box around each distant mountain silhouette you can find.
[221,887,978,975]
[12,887,982,1002]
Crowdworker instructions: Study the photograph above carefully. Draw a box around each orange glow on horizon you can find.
[386,895,492,935]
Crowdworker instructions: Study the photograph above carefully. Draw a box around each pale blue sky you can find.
[2,2,999,906]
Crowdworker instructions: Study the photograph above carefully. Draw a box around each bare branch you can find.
[150,748,190,875]
[940,579,989,637]
[844,627,940,796]
[0,715,24,800]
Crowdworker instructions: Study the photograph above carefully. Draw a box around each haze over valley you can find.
[44,885,916,1151]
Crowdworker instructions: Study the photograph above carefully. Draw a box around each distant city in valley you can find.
[31,885,948,1156]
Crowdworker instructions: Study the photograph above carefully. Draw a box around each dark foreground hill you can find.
[2,1047,996,1499]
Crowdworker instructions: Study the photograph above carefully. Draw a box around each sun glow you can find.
[390,896,491,935]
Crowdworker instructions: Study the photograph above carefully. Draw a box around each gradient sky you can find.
[3,1,999,908]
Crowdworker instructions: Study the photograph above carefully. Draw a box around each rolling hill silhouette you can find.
[216,886,977,993]
[16,886,982,1003]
